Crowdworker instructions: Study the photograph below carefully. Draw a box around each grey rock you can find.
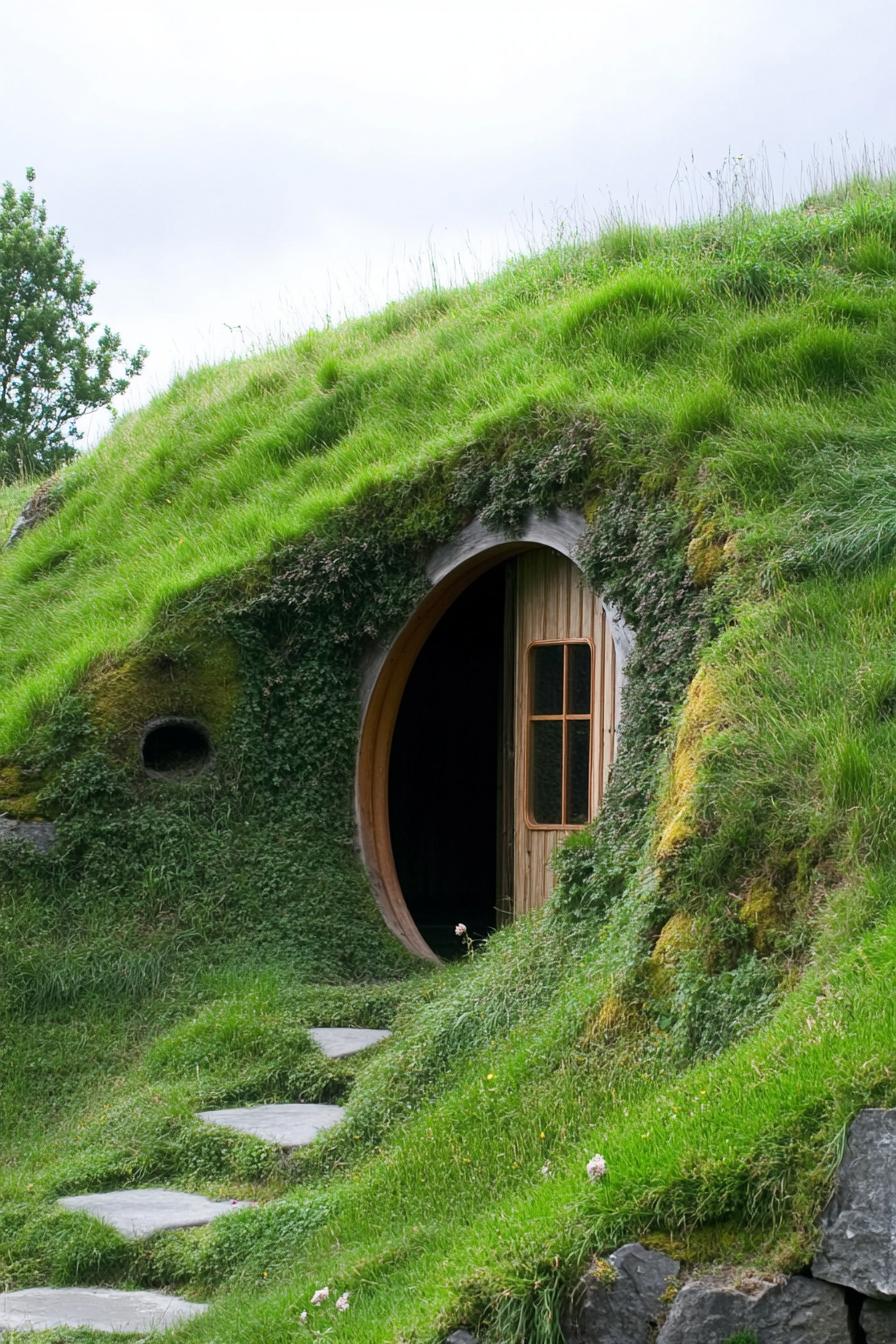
[656,1273,850,1344]
[58,1187,252,1239]
[308,1027,392,1058]
[7,508,33,547]
[813,1108,896,1298]
[563,1242,680,1344]
[0,817,56,853]
[197,1102,345,1148]
[0,1287,207,1333]
[6,510,27,547]
[6,505,39,548]
[445,1332,480,1344]
[863,1298,896,1343]
[5,478,60,549]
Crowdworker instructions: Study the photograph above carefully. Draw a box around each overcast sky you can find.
[3,0,896,429]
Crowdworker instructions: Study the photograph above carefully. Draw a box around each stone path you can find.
[197,1102,345,1148]
[57,1187,251,1239]
[308,1026,391,1058]
[0,1287,207,1334]
[194,1026,391,1149]
[12,1021,390,1333]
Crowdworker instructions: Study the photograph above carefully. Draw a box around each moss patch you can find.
[86,637,240,761]
[738,879,782,953]
[648,911,703,994]
[687,526,728,587]
[656,668,722,861]
[0,763,45,819]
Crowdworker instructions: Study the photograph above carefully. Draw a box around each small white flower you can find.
[540,1161,551,1177]
[455,923,467,936]
[587,1153,607,1181]
[311,1286,330,1305]
[336,1292,351,1312]
[299,1310,308,1323]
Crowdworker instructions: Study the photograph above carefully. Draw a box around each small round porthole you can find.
[141,718,213,778]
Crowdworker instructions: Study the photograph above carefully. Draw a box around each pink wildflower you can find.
[455,923,467,936]
[587,1153,607,1181]
[311,1286,330,1305]
[336,1292,351,1312]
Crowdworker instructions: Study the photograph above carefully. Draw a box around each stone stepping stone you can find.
[57,1187,252,1239]
[308,1026,391,1058]
[197,1102,345,1149]
[0,1286,207,1334]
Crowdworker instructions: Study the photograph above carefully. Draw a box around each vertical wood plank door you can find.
[511,550,618,917]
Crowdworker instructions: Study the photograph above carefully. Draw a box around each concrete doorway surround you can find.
[355,511,633,962]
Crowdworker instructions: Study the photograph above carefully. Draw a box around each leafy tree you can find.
[0,168,146,482]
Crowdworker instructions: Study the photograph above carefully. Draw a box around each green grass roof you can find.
[2,179,896,750]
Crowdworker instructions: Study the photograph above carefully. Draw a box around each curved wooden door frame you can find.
[354,511,633,961]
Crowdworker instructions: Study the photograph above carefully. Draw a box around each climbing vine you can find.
[0,423,720,1026]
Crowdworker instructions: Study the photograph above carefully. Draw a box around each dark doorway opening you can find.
[388,563,507,959]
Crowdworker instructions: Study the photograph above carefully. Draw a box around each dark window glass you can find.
[527,640,594,828]
[567,643,592,715]
[530,720,563,824]
[531,644,564,715]
[566,720,591,825]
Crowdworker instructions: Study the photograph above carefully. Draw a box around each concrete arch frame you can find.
[355,510,634,961]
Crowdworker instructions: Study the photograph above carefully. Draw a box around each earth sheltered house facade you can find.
[3,499,633,966]
[10,183,896,1342]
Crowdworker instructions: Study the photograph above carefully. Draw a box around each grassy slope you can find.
[5,181,896,1341]
[2,183,896,749]
[0,480,28,538]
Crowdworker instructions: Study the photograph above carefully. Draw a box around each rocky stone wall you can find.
[446,1107,896,1343]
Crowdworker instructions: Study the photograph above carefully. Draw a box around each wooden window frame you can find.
[524,638,594,831]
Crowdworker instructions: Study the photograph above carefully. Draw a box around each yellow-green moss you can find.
[86,637,240,761]
[739,879,782,953]
[0,765,24,796]
[581,993,643,1045]
[595,994,631,1034]
[647,1222,806,1276]
[655,813,695,859]
[686,527,727,587]
[0,764,44,820]
[655,667,722,860]
[648,912,702,995]
[584,1257,617,1286]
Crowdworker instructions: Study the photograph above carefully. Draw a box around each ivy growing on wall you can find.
[551,485,720,923]
[0,421,723,1025]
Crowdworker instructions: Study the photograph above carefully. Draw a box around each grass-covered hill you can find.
[4,178,896,1342]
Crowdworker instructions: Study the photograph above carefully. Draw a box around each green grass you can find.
[7,880,892,1341]
[6,179,896,1342]
[0,479,28,538]
[0,965,408,1294]
[2,180,896,750]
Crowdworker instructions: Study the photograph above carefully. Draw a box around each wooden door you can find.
[511,550,617,916]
